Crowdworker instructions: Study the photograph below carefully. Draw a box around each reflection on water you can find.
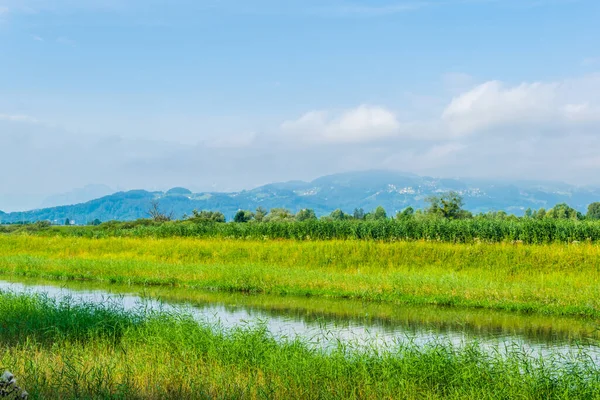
[1,278,599,361]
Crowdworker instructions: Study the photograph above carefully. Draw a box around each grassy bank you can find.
[2,291,599,399]
[1,236,599,318]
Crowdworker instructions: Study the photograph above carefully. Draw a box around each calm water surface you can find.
[1,278,599,361]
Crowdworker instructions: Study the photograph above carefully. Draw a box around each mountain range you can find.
[1,170,600,224]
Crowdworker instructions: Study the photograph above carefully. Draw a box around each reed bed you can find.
[0,236,599,318]
[2,291,600,399]
[7,218,600,244]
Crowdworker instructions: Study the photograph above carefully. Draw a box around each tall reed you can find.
[1,237,599,318]
[8,218,600,244]
[2,291,600,399]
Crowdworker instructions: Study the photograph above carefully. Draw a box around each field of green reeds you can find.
[2,291,600,399]
[2,232,600,398]
[5,218,600,243]
[1,236,600,318]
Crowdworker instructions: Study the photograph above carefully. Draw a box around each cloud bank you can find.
[2,73,600,212]
[281,105,400,143]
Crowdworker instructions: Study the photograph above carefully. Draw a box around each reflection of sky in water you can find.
[1,280,599,363]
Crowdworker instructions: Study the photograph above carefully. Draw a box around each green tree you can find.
[296,209,317,222]
[457,209,473,219]
[546,203,580,220]
[190,210,226,223]
[369,206,387,221]
[353,208,366,220]
[536,208,547,219]
[64,218,71,226]
[264,208,295,222]
[396,207,414,220]
[425,192,465,219]
[330,209,347,221]
[587,203,600,220]
[487,210,507,220]
[233,210,254,223]
[254,207,268,222]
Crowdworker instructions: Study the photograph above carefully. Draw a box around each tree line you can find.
[164,192,600,224]
[3,192,600,228]
[6,191,600,243]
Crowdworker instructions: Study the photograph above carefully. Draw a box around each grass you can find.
[6,217,600,243]
[2,291,600,399]
[1,236,600,318]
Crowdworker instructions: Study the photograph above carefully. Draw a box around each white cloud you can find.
[441,75,600,136]
[563,103,599,123]
[442,80,559,136]
[281,73,600,143]
[425,143,466,159]
[281,105,400,143]
[3,71,600,210]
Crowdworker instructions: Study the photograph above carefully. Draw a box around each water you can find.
[1,278,599,361]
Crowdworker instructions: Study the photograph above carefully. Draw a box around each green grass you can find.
[1,236,600,318]
[2,291,600,399]
[6,217,600,243]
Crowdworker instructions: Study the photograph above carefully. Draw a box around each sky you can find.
[1,0,599,211]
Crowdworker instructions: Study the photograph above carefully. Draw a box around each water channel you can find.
[1,277,599,362]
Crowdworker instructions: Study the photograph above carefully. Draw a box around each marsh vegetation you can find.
[1,230,600,398]
[2,291,600,399]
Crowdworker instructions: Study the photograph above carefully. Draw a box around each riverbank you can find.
[0,236,599,318]
[2,291,599,399]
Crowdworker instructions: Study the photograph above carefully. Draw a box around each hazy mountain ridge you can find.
[1,171,599,224]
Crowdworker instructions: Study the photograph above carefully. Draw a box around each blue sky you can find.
[1,0,600,211]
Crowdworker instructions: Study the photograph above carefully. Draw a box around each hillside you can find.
[1,170,599,224]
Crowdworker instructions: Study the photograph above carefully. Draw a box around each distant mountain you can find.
[2,170,600,224]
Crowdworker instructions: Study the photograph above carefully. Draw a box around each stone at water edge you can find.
[0,372,13,384]
[0,371,28,399]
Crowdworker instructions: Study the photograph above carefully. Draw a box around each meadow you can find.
[0,236,600,318]
[2,291,600,399]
